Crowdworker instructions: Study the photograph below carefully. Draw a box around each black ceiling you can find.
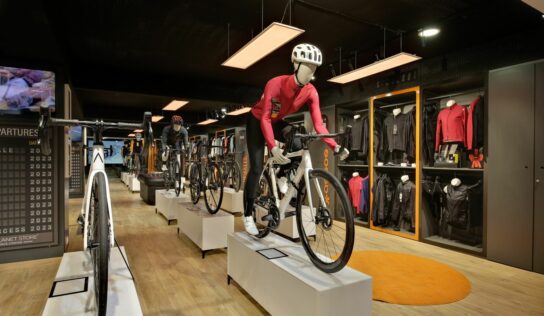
[1,0,543,132]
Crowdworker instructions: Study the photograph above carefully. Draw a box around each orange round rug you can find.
[346,250,471,305]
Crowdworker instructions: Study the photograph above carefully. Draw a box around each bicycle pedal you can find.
[261,214,274,222]
[284,211,296,218]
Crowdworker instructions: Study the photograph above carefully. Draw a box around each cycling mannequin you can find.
[160,115,189,170]
[243,43,350,235]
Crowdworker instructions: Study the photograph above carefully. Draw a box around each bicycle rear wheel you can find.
[231,161,242,192]
[203,163,223,214]
[89,172,110,315]
[296,169,354,273]
[189,163,200,204]
[174,160,181,196]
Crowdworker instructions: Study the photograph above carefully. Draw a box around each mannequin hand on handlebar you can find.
[271,146,291,165]
[335,145,349,161]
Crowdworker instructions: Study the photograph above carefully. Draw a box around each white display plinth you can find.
[228,232,372,316]
[121,172,129,185]
[154,189,190,224]
[221,188,244,214]
[42,247,142,316]
[177,202,234,258]
[256,205,316,241]
[128,175,140,193]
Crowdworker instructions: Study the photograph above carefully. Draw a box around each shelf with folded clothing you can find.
[419,87,486,255]
[369,86,421,241]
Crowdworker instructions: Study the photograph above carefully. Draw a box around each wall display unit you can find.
[69,143,84,198]
[87,138,125,165]
[419,89,485,253]
[369,86,420,240]
[0,66,55,115]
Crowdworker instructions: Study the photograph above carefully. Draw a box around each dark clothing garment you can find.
[361,115,370,157]
[382,109,416,159]
[422,177,443,220]
[351,117,363,151]
[436,104,467,151]
[444,182,481,229]
[371,174,395,225]
[244,114,300,216]
[374,112,387,162]
[360,176,370,216]
[392,180,416,228]
[422,104,438,165]
[467,95,484,150]
[133,140,143,154]
[122,145,130,157]
[161,125,189,151]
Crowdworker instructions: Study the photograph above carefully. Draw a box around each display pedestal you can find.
[177,202,234,258]
[221,188,243,214]
[154,189,190,224]
[42,247,142,316]
[256,205,316,241]
[121,172,129,185]
[128,175,140,193]
[227,232,372,316]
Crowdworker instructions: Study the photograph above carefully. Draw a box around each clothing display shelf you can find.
[338,164,369,168]
[419,87,486,255]
[369,86,421,241]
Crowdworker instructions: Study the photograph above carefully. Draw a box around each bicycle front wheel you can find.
[231,161,242,192]
[204,163,223,214]
[189,163,200,204]
[296,169,354,273]
[89,172,111,315]
[174,160,181,196]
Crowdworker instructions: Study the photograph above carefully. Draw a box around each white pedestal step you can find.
[256,205,316,240]
[155,189,190,224]
[221,188,244,214]
[227,232,372,316]
[128,175,140,193]
[42,247,142,316]
[177,202,234,258]
[121,172,129,185]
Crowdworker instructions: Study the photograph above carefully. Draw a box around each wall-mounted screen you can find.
[0,66,55,115]
[87,138,124,165]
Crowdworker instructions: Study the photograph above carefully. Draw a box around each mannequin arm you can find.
[308,90,337,149]
[260,80,280,150]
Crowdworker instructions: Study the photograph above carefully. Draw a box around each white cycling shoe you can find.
[161,164,167,171]
[243,216,259,236]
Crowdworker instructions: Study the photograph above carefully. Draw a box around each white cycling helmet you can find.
[291,43,322,66]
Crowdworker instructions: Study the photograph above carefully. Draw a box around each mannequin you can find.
[401,174,410,183]
[444,177,462,193]
[294,63,317,86]
[353,114,361,120]
[353,172,360,177]
[392,108,402,117]
[446,99,456,107]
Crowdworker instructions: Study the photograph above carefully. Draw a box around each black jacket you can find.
[422,104,438,165]
[372,174,395,225]
[392,180,416,228]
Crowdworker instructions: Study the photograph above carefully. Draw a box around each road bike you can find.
[38,106,153,315]
[253,125,354,273]
[218,153,242,192]
[189,145,224,214]
[162,145,185,196]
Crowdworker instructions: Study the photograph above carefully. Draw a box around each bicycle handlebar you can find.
[38,105,154,156]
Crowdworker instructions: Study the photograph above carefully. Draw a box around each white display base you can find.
[42,247,142,316]
[228,232,372,316]
[121,172,129,185]
[128,175,140,193]
[177,202,234,258]
[221,188,244,214]
[256,205,316,241]
[154,189,190,224]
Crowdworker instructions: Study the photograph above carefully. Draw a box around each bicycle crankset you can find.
[315,206,333,230]
[256,197,280,230]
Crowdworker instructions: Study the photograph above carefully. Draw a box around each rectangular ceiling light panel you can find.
[163,100,188,111]
[133,129,143,133]
[222,22,304,69]
[128,133,135,137]
[522,0,544,13]
[197,119,218,125]
[151,115,164,122]
[328,52,421,84]
[226,107,252,116]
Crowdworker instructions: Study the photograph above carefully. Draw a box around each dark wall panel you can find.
[533,62,544,273]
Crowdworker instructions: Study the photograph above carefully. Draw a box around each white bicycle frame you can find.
[81,144,115,250]
[260,149,328,221]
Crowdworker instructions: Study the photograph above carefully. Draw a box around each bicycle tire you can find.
[252,171,274,238]
[174,160,181,197]
[189,163,200,204]
[203,163,223,214]
[232,161,242,192]
[90,172,110,315]
[296,169,354,273]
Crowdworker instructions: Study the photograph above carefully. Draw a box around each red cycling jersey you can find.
[251,74,337,150]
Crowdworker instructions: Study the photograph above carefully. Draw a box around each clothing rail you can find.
[425,87,484,101]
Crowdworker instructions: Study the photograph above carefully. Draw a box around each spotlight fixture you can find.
[227,106,252,116]
[151,115,164,122]
[418,27,440,38]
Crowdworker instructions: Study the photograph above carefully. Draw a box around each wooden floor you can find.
[1,174,544,316]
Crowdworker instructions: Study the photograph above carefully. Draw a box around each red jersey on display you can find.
[251,75,337,150]
[348,175,363,214]
[435,104,467,151]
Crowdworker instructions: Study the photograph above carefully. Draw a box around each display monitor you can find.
[87,138,125,165]
[69,126,82,142]
[0,66,55,115]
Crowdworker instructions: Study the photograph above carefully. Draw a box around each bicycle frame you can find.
[81,144,115,250]
[260,149,327,221]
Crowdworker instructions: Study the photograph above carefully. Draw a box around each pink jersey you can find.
[251,74,337,150]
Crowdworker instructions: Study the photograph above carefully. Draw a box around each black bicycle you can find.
[189,145,224,214]
[162,145,184,196]
[38,106,152,315]
[218,153,242,192]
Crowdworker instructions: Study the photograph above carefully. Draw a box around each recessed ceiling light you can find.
[418,28,440,38]
[197,119,218,125]
[151,115,164,122]
[128,133,135,137]
[163,100,188,111]
[227,107,252,116]
[133,129,143,133]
